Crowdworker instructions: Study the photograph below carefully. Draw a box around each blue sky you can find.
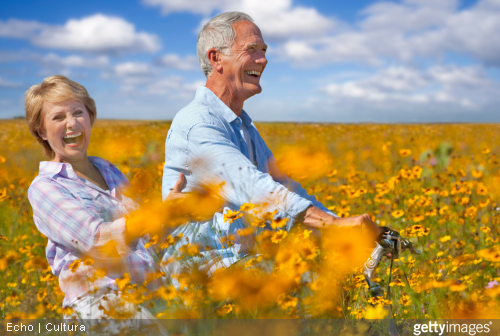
[1,0,499,122]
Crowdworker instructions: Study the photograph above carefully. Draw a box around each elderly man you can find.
[162,12,382,273]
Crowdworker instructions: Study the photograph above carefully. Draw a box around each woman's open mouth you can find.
[63,132,83,145]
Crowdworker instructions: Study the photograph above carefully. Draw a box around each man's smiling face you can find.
[220,20,268,104]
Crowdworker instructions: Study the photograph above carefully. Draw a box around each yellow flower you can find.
[399,149,412,157]
[364,304,388,319]
[477,245,500,262]
[479,199,490,208]
[0,188,7,202]
[68,259,81,273]
[179,243,201,257]
[37,289,47,302]
[465,206,477,218]
[439,206,449,215]
[476,184,488,195]
[223,209,243,224]
[115,273,131,291]
[449,282,467,292]
[482,148,491,154]
[271,217,288,229]
[440,235,451,243]
[216,303,234,316]
[413,215,425,223]
[399,293,411,306]
[271,230,287,243]
[391,210,404,218]
[327,169,338,177]
[412,166,422,179]
[237,227,255,236]
[144,234,159,249]
[277,294,298,311]
[302,229,312,240]
[239,202,255,211]
[480,226,491,234]
[471,169,483,179]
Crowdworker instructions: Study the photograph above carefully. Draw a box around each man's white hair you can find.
[197,12,254,77]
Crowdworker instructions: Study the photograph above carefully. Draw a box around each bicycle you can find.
[362,228,421,336]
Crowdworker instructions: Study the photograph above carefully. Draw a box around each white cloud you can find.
[320,65,499,111]
[144,0,335,40]
[0,19,47,39]
[157,54,199,70]
[112,62,155,77]
[359,0,458,32]
[0,14,161,54]
[41,53,109,68]
[276,0,500,67]
[143,0,231,15]
[0,77,22,88]
[224,0,335,40]
[144,76,204,97]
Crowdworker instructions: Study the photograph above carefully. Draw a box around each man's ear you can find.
[207,48,223,72]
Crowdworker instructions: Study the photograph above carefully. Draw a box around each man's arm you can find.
[185,121,313,231]
[267,157,337,216]
[267,154,381,238]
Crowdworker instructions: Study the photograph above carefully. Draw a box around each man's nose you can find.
[255,53,267,67]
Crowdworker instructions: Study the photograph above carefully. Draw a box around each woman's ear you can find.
[37,127,47,140]
[207,48,223,72]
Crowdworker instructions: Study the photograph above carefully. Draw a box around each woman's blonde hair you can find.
[25,75,97,158]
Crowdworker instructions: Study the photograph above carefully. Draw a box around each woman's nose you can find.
[66,113,77,128]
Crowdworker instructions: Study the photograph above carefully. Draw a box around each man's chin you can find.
[246,84,262,96]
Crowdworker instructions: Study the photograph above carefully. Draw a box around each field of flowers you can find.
[0,119,499,322]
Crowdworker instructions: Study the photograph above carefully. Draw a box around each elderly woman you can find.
[25,75,182,319]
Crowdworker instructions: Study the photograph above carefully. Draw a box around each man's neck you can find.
[205,80,243,117]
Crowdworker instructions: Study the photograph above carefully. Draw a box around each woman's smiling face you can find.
[39,100,92,163]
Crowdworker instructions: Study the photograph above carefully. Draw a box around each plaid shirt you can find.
[28,157,160,308]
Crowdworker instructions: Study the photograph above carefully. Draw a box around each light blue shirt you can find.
[162,86,333,273]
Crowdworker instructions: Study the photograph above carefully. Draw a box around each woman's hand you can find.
[165,173,187,201]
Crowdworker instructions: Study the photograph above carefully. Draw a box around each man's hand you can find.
[355,213,383,242]
[165,173,187,201]
[303,206,383,242]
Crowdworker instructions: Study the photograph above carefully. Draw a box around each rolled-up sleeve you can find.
[28,181,130,255]
[185,122,313,230]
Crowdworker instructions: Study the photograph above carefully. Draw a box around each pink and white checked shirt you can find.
[28,157,161,308]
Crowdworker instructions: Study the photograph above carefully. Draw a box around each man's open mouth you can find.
[245,70,261,78]
[63,132,83,144]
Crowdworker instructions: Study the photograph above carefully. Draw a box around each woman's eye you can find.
[74,110,83,115]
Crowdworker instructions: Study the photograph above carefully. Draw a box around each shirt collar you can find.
[240,110,253,128]
[197,86,242,124]
[38,156,113,180]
